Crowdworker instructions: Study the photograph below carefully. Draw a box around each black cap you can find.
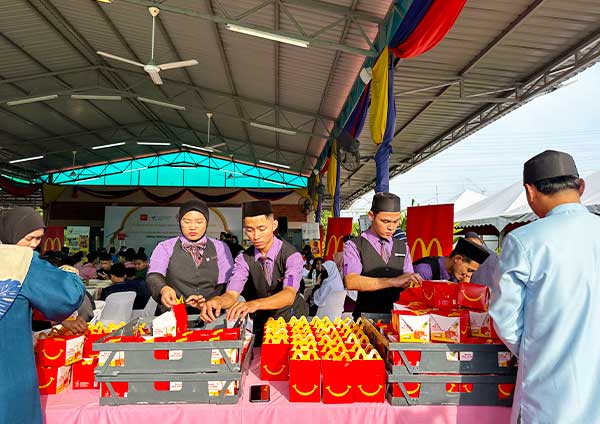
[242,200,272,219]
[178,200,209,223]
[453,237,490,264]
[371,192,401,213]
[523,150,579,185]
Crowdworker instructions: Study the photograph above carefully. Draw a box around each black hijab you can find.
[0,207,45,244]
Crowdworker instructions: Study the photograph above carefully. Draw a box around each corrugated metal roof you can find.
[0,0,598,198]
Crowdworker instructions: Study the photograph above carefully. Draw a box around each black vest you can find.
[353,236,406,319]
[162,238,224,313]
[242,239,308,338]
[413,256,443,280]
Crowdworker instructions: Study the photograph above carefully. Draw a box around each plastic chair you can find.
[131,297,158,320]
[316,290,347,319]
[99,291,136,325]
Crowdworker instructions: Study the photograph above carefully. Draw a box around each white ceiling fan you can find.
[202,112,226,153]
[97,7,198,85]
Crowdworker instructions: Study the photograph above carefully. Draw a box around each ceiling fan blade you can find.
[158,60,199,70]
[147,70,163,85]
[211,142,226,149]
[97,51,145,67]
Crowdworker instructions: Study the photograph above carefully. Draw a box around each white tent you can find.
[449,189,488,213]
[456,172,600,231]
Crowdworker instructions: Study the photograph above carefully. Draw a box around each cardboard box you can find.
[422,281,459,309]
[35,335,84,367]
[100,382,128,398]
[392,382,421,399]
[468,311,498,339]
[321,351,353,404]
[260,341,291,381]
[37,365,72,395]
[352,349,385,403]
[392,309,431,343]
[457,282,490,311]
[289,350,321,402]
[429,310,470,343]
[72,357,99,390]
[398,286,426,304]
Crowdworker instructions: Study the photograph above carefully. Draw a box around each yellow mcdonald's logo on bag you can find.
[410,238,443,259]
[43,237,62,252]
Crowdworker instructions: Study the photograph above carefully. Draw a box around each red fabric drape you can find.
[391,0,467,59]
[0,176,41,197]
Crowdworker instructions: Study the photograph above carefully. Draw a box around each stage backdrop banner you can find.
[103,206,242,255]
[324,217,353,260]
[41,226,65,254]
[406,204,454,262]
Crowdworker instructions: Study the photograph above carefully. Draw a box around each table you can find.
[42,353,512,424]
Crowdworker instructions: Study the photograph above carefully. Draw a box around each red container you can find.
[100,382,128,398]
[352,350,385,403]
[322,352,353,404]
[260,342,291,381]
[457,282,490,311]
[398,286,426,304]
[37,365,72,395]
[289,350,321,402]
[72,357,99,390]
[422,281,459,309]
[171,303,188,335]
[83,333,105,357]
[35,335,85,367]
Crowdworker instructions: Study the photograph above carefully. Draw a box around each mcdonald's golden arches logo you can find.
[325,235,344,257]
[410,238,443,259]
[43,237,62,253]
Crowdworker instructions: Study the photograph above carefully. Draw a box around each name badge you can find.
[394,253,406,257]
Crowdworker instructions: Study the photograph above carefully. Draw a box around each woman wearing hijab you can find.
[0,208,85,424]
[310,260,348,319]
[147,200,235,314]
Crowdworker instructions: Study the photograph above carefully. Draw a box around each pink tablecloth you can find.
[42,352,512,424]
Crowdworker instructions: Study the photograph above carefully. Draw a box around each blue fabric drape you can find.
[389,0,433,48]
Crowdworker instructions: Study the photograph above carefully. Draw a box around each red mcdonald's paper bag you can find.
[260,340,291,381]
[289,350,321,402]
[322,350,354,404]
[352,349,386,403]
[422,281,459,309]
[457,282,490,311]
[398,286,426,304]
[72,357,99,390]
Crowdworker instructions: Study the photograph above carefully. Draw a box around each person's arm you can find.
[22,254,85,323]
[403,244,414,273]
[226,251,303,320]
[489,234,529,356]
[146,240,179,307]
[216,240,235,284]
[227,287,297,320]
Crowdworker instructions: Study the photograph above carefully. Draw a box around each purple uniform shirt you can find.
[227,237,303,293]
[413,256,454,281]
[148,235,233,284]
[343,229,414,276]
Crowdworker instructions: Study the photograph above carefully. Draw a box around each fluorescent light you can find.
[124,167,147,173]
[92,142,126,150]
[181,143,213,153]
[9,155,44,164]
[137,141,172,146]
[71,94,122,101]
[226,24,309,48]
[170,165,196,170]
[77,177,100,182]
[6,95,59,106]
[259,159,290,169]
[137,97,186,111]
[266,180,287,186]
[217,169,243,176]
[250,122,297,136]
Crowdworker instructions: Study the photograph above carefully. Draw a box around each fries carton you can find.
[457,282,490,311]
[35,334,84,367]
[429,310,470,344]
[37,364,72,395]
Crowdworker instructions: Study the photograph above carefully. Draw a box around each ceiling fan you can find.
[97,7,198,85]
[203,112,226,153]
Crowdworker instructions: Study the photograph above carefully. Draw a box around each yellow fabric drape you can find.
[369,47,389,145]
[327,141,337,199]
